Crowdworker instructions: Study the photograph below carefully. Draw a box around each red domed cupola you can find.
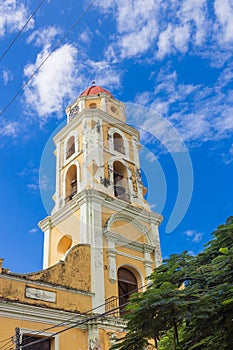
[80,85,113,98]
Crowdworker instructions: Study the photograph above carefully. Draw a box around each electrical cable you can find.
[13,280,151,344]
[0,0,96,118]
[1,280,151,350]
[0,0,47,63]
[20,298,131,350]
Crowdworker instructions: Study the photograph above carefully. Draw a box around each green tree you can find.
[112,217,233,350]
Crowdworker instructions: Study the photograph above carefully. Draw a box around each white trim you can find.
[43,226,51,269]
[19,327,59,350]
[63,130,79,166]
[39,189,162,230]
[108,127,129,159]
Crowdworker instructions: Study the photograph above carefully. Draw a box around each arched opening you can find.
[113,133,125,154]
[57,235,72,256]
[66,136,75,159]
[65,165,77,202]
[89,102,97,109]
[118,267,138,316]
[113,161,130,202]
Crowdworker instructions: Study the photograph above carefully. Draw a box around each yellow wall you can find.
[49,210,81,265]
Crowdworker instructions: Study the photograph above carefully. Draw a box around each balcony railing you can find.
[65,190,77,203]
[114,144,125,154]
[66,144,75,159]
[105,296,120,317]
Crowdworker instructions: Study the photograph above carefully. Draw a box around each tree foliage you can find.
[112,217,233,350]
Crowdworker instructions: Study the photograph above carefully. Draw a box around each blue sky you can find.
[0,0,233,273]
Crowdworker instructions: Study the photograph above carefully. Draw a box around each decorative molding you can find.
[104,231,154,254]
[104,212,150,236]
[0,275,93,296]
[0,301,88,328]
[39,189,162,231]
[25,287,56,303]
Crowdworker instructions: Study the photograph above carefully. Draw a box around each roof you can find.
[80,85,113,97]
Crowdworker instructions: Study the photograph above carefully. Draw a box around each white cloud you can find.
[145,152,157,163]
[86,59,122,89]
[97,0,160,58]
[23,44,82,120]
[27,26,61,47]
[79,29,92,44]
[2,70,13,85]
[223,143,233,164]
[214,0,233,43]
[29,228,38,234]
[184,229,203,243]
[157,23,190,59]
[95,0,233,64]
[0,0,34,37]
[27,174,49,193]
[134,65,233,147]
[0,121,19,137]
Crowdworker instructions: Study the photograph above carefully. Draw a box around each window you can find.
[57,235,72,256]
[65,165,77,202]
[113,161,130,202]
[66,136,75,159]
[113,133,125,154]
[89,102,97,109]
[22,335,51,350]
[118,268,138,316]
[110,105,117,113]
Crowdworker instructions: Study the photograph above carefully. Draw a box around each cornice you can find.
[0,274,93,297]
[0,300,87,328]
[45,189,162,228]
[44,189,162,228]
[104,231,154,253]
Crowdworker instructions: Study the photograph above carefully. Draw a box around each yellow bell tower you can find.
[39,84,162,314]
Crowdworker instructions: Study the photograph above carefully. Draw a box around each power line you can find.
[1,280,151,350]
[0,0,96,119]
[0,0,47,63]
[20,298,130,350]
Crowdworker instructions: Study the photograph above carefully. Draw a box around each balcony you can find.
[105,296,120,317]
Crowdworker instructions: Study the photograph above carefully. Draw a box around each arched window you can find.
[57,235,72,256]
[113,133,125,154]
[65,165,77,203]
[118,268,138,316]
[113,161,130,202]
[66,136,75,159]
[89,102,97,109]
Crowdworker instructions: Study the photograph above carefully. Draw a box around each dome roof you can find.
[80,85,113,97]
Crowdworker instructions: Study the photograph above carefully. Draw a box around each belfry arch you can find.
[65,164,77,202]
[113,132,125,154]
[113,161,130,202]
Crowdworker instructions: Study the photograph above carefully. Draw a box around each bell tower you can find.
[39,84,162,313]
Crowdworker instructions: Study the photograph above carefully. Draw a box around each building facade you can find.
[0,85,162,350]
